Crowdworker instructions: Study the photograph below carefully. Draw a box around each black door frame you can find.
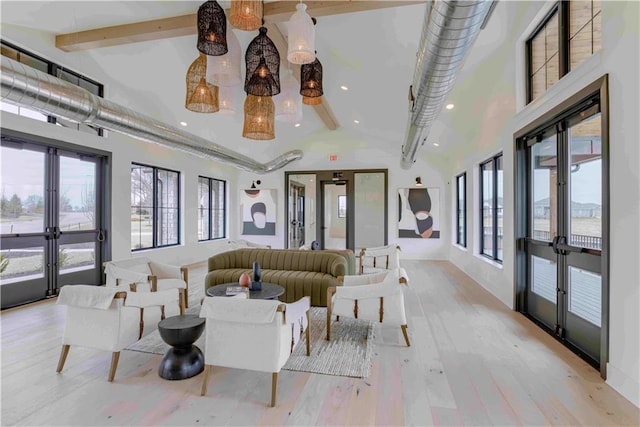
[1,128,111,309]
[514,75,610,378]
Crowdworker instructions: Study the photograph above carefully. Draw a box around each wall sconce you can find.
[415,177,423,186]
[250,179,262,189]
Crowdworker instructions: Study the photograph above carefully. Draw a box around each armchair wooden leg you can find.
[271,372,278,407]
[305,311,311,356]
[161,305,166,320]
[108,352,120,382]
[178,291,185,316]
[201,365,211,396]
[183,289,189,309]
[56,344,70,373]
[401,324,411,347]
[139,308,145,339]
[326,287,336,341]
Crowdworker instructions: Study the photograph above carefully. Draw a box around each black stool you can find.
[157,314,205,380]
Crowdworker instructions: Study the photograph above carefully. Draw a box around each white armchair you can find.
[55,285,178,381]
[198,296,311,407]
[327,270,410,347]
[358,244,409,285]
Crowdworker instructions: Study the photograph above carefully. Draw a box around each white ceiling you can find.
[0,1,518,163]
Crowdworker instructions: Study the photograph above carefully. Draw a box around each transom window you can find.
[198,176,226,241]
[527,0,602,103]
[0,40,105,136]
[131,163,180,250]
[480,154,503,262]
[456,173,467,247]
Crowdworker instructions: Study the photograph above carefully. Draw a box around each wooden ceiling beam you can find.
[264,23,339,130]
[55,1,424,52]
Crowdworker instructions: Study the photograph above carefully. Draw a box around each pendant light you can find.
[244,27,281,97]
[207,29,241,87]
[186,54,219,113]
[218,86,237,114]
[300,56,323,99]
[197,1,228,56]
[274,69,302,123]
[302,95,322,105]
[229,0,262,31]
[287,2,315,65]
[243,94,275,140]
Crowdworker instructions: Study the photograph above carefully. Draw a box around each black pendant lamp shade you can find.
[197,1,228,56]
[300,56,323,98]
[244,27,281,97]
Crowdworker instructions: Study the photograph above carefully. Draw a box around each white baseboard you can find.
[606,362,640,408]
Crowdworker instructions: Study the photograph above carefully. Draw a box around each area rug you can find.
[125,306,374,378]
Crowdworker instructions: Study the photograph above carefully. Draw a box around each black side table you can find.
[157,314,205,380]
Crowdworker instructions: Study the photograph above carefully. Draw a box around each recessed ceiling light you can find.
[433,142,440,147]
[179,121,188,126]
[353,120,360,124]
[445,104,455,110]
[294,123,301,127]
[340,85,349,91]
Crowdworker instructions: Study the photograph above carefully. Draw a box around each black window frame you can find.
[131,163,181,251]
[456,172,467,247]
[526,1,602,104]
[1,40,105,136]
[480,153,503,263]
[198,176,227,241]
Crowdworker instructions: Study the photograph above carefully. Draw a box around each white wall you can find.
[445,0,640,407]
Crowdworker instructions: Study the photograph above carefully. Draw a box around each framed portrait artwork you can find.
[398,187,440,238]
[241,188,276,236]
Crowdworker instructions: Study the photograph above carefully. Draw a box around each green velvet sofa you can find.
[205,249,349,306]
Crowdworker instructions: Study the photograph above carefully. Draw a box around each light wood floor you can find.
[1,261,638,426]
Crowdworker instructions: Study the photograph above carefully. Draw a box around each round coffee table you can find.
[157,314,205,380]
[206,282,284,300]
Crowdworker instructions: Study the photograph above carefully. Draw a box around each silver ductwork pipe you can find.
[0,56,302,173]
[401,0,496,169]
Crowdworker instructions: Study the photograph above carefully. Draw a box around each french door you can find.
[518,85,607,371]
[0,136,107,309]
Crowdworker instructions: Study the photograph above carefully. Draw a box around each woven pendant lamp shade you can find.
[243,94,275,140]
[229,0,262,31]
[245,27,281,97]
[197,1,228,56]
[275,69,302,123]
[302,95,322,105]
[186,54,219,113]
[300,57,323,98]
[287,3,315,65]
[206,29,241,87]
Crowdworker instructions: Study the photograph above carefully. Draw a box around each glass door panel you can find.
[531,135,558,242]
[354,172,385,251]
[322,183,346,250]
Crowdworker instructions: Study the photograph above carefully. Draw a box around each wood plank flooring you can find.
[1,260,638,426]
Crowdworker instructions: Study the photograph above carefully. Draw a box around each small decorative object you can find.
[242,94,275,140]
[229,0,262,31]
[239,272,251,287]
[186,54,219,113]
[300,56,323,99]
[287,2,315,65]
[251,261,262,290]
[197,0,228,56]
[244,27,281,97]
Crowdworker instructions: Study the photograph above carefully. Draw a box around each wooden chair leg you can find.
[271,372,278,407]
[56,344,70,373]
[200,365,211,396]
[305,311,311,356]
[108,352,120,382]
[401,324,411,347]
[326,305,331,341]
[161,305,166,320]
[183,289,189,309]
[139,308,145,339]
[178,291,185,316]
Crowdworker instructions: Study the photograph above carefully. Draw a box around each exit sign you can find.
[329,154,338,161]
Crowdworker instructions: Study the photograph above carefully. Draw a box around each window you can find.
[198,176,226,241]
[0,40,105,136]
[526,1,602,103]
[480,154,503,262]
[456,173,467,247]
[131,163,180,250]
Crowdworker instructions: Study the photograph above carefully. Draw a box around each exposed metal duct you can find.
[0,56,302,173]
[401,0,496,169]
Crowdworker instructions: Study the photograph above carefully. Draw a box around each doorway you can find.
[516,77,608,374]
[321,181,347,250]
[1,134,109,309]
[288,180,306,248]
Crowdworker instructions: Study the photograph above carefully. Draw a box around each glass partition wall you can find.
[285,170,387,252]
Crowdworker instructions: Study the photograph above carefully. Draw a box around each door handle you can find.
[556,241,584,254]
[551,235,561,254]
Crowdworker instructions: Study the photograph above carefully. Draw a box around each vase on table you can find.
[251,261,262,290]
